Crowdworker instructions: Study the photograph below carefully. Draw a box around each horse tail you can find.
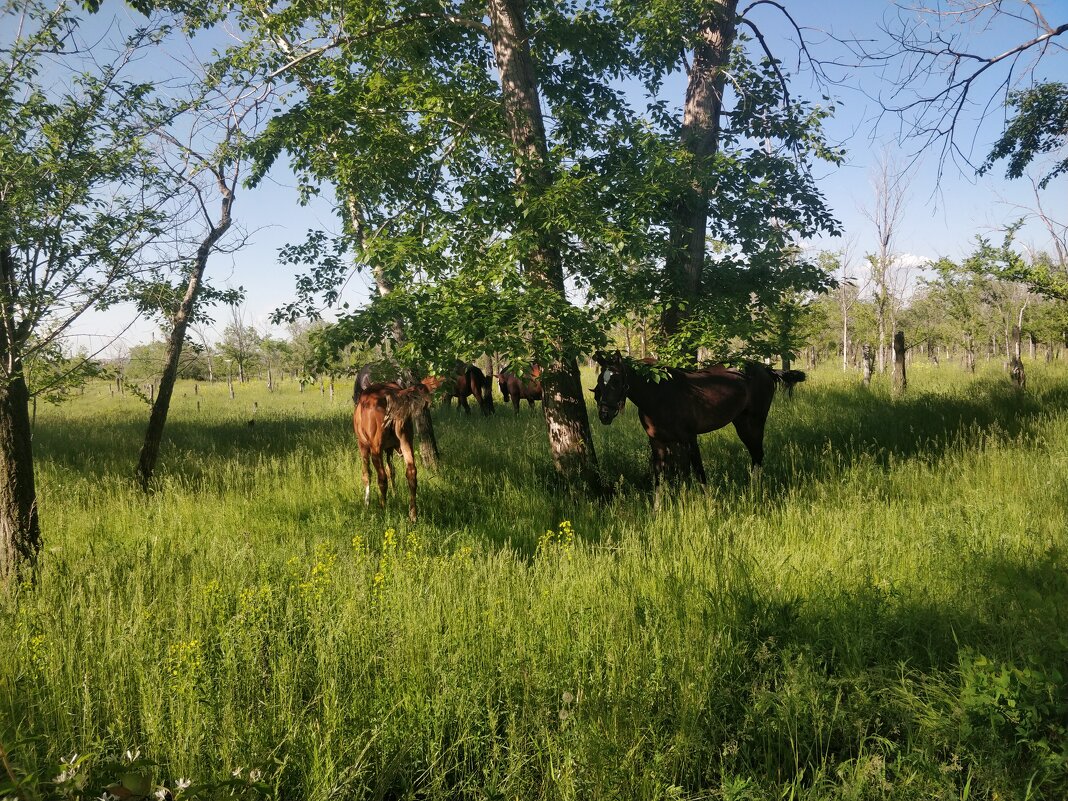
[769,369,807,389]
[383,385,431,427]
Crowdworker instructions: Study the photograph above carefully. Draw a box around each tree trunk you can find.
[877,313,887,374]
[0,368,38,586]
[1009,324,1025,389]
[660,0,740,354]
[842,307,849,371]
[0,243,39,585]
[862,343,874,387]
[892,330,906,394]
[487,0,599,487]
[136,180,233,491]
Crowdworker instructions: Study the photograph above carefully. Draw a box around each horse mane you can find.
[383,384,432,427]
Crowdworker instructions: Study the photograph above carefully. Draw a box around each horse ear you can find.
[611,349,622,362]
[593,351,607,366]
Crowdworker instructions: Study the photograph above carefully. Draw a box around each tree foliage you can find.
[211,0,841,374]
[983,82,1068,189]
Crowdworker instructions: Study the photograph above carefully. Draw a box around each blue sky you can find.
[58,0,1067,353]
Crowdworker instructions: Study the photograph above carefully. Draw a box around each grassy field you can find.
[2,361,1067,800]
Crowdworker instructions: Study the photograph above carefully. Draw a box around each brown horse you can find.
[591,351,804,486]
[443,363,495,416]
[354,377,440,521]
[498,363,543,413]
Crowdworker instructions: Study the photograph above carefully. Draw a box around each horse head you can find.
[591,350,628,424]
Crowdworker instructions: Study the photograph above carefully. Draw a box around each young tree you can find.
[135,83,264,490]
[0,2,171,582]
[218,307,262,383]
[861,155,909,373]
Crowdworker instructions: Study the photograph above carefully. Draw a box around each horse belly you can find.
[693,389,749,435]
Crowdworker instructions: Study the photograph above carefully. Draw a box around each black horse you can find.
[591,351,804,486]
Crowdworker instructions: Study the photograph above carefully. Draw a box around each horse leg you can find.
[370,450,389,508]
[471,381,487,417]
[512,395,520,414]
[732,413,766,480]
[459,394,471,415]
[385,451,396,489]
[527,398,534,411]
[689,436,707,484]
[360,443,372,505]
[398,435,419,522]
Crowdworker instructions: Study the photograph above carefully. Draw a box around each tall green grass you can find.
[2,362,1067,799]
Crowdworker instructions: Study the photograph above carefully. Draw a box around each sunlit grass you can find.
[2,359,1067,799]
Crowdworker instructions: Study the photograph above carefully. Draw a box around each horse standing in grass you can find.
[354,377,440,522]
[443,363,495,416]
[591,351,804,487]
[498,363,543,413]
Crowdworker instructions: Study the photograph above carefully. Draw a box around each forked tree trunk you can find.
[487,0,599,487]
[661,0,740,351]
[136,176,233,491]
[1009,324,1025,389]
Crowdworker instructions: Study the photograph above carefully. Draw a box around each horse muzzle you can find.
[597,405,619,425]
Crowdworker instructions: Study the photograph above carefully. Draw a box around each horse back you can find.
[354,382,413,452]
[636,364,766,438]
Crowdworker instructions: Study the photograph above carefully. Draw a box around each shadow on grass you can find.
[685,543,1068,795]
[684,375,1056,496]
[35,413,351,480]
[31,373,1068,550]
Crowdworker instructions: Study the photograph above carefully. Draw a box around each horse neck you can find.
[622,364,657,409]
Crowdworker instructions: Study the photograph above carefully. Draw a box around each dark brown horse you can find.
[591,351,804,486]
[498,363,543,413]
[443,363,494,416]
[354,377,441,522]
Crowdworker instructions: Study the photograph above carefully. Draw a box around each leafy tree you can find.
[218,309,262,383]
[211,0,842,487]
[126,340,209,381]
[0,1,173,582]
[612,1,843,359]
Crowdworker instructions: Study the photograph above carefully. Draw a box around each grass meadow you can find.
[2,360,1068,800]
